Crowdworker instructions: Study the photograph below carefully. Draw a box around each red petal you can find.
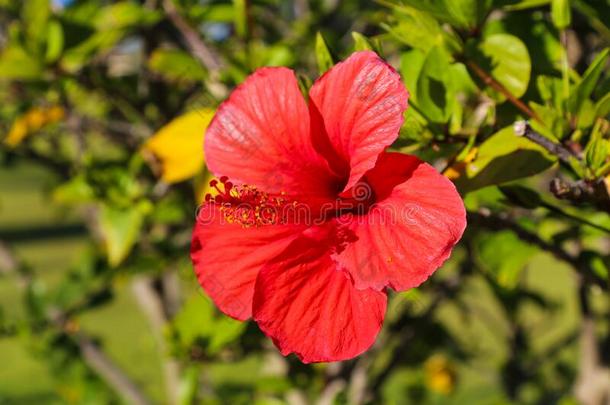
[335,153,466,291]
[309,51,409,191]
[253,228,387,363]
[205,67,339,199]
[191,203,306,320]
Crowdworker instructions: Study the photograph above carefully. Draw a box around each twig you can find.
[549,177,610,213]
[514,122,610,211]
[573,280,610,405]
[162,0,222,72]
[0,240,153,405]
[467,210,606,289]
[514,120,576,164]
[78,333,153,405]
[132,276,181,405]
[0,241,18,274]
[465,60,541,122]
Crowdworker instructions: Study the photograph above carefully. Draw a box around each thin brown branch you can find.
[549,177,610,213]
[514,120,576,164]
[78,333,153,405]
[162,0,222,72]
[0,241,18,275]
[573,281,610,405]
[132,276,181,405]
[465,60,541,123]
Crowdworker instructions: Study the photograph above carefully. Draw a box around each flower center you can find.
[205,177,292,228]
[336,180,376,216]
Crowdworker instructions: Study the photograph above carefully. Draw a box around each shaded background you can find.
[0,0,609,404]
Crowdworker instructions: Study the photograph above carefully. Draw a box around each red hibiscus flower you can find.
[191,51,466,363]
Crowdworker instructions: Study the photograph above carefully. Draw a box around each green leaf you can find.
[383,5,444,51]
[45,20,64,63]
[233,0,248,38]
[315,32,334,74]
[551,0,572,29]
[499,185,543,209]
[394,0,491,29]
[455,126,556,192]
[467,33,532,102]
[0,46,43,80]
[53,175,96,204]
[502,0,551,11]
[172,294,246,355]
[484,12,561,75]
[400,49,426,101]
[148,48,207,83]
[444,0,493,29]
[98,201,150,267]
[585,136,608,172]
[585,119,609,173]
[93,2,160,30]
[416,46,453,123]
[190,4,235,22]
[595,92,610,118]
[22,0,51,50]
[568,48,610,116]
[477,230,537,289]
[583,252,609,280]
[60,30,125,73]
[352,32,374,51]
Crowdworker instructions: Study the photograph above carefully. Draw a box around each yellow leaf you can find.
[444,147,478,180]
[424,354,457,395]
[4,118,28,148]
[143,108,215,183]
[4,105,65,148]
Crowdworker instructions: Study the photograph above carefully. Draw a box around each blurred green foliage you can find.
[0,0,609,404]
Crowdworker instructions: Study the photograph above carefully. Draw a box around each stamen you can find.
[204,177,290,228]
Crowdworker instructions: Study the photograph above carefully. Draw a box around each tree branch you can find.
[573,280,610,405]
[132,276,181,405]
[77,332,153,405]
[465,60,541,122]
[514,120,576,164]
[162,0,222,72]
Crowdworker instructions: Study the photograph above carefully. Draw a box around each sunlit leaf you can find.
[467,33,531,102]
[233,0,248,38]
[551,0,572,29]
[0,46,43,80]
[148,48,207,83]
[383,5,445,51]
[595,92,610,118]
[477,230,537,289]
[315,32,334,74]
[416,46,453,123]
[394,0,491,29]
[568,48,609,116]
[45,20,64,63]
[352,32,374,51]
[93,2,160,30]
[455,126,556,192]
[98,201,151,267]
[3,106,65,148]
[172,294,246,355]
[22,0,51,50]
[53,175,96,204]
[143,109,215,184]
